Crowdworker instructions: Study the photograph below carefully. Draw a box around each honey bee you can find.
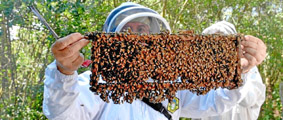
[87,31,243,104]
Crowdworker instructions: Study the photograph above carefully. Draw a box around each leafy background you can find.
[0,0,282,119]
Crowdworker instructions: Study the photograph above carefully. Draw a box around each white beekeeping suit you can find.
[43,2,266,120]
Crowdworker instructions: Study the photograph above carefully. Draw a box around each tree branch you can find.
[172,0,188,30]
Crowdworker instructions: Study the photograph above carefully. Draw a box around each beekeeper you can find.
[43,2,266,120]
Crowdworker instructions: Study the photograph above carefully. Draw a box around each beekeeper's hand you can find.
[51,33,89,75]
[241,35,266,73]
[202,21,267,73]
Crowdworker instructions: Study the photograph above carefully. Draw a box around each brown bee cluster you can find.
[85,30,243,104]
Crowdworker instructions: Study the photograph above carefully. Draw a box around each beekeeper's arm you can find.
[179,21,266,118]
[43,33,102,119]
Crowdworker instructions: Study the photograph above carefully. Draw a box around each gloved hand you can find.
[51,33,89,75]
[202,21,267,73]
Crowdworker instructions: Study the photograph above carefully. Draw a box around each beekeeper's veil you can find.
[103,2,171,33]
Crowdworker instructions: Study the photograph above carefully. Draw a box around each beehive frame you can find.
[86,30,243,104]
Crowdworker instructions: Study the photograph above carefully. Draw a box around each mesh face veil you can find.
[103,2,171,34]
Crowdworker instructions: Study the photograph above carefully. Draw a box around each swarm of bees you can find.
[85,30,243,104]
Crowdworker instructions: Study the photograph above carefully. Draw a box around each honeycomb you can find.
[85,30,243,104]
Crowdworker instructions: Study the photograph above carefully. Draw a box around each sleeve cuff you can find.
[55,68,78,83]
[45,60,78,89]
[241,66,258,84]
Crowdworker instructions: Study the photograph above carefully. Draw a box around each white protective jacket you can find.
[43,61,265,120]
[43,3,266,120]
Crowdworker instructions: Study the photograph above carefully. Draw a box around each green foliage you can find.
[0,84,45,119]
[0,0,282,119]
